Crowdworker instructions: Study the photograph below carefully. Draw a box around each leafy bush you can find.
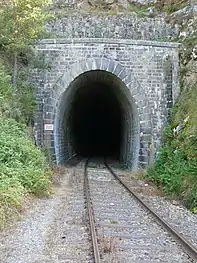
[0,64,52,229]
[0,0,53,229]
[0,177,25,228]
[0,118,52,228]
[0,59,36,124]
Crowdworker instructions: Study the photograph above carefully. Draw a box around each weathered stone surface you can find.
[129,0,156,5]
[193,4,197,14]
[192,45,197,60]
[117,0,129,9]
[32,39,179,169]
[169,5,194,25]
[46,13,179,40]
[28,0,193,171]
[52,0,157,9]
[183,59,197,88]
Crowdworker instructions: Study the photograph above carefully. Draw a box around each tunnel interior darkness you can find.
[69,82,122,158]
[54,70,140,168]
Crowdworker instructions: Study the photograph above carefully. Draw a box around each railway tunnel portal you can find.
[33,39,179,169]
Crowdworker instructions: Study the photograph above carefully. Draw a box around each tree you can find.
[0,0,51,85]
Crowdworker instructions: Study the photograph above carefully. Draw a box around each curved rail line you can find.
[83,158,197,262]
[105,161,197,262]
[84,159,101,263]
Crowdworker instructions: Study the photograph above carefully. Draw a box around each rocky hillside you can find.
[52,0,191,13]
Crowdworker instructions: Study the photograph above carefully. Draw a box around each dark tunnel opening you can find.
[54,69,140,168]
[69,82,123,158]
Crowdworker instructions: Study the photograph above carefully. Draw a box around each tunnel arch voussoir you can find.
[51,58,148,112]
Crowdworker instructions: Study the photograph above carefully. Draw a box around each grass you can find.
[127,3,150,17]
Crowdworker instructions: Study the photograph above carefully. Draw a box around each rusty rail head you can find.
[84,159,101,263]
[104,161,197,262]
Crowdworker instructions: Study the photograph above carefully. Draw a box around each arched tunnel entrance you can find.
[54,70,140,169]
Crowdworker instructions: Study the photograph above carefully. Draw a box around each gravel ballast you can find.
[0,164,92,263]
[0,162,196,262]
[113,167,197,252]
[87,166,195,262]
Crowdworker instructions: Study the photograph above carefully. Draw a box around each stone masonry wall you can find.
[47,13,179,40]
[33,38,179,168]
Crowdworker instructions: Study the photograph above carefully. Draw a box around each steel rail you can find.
[84,160,101,263]
[105,161,197,262]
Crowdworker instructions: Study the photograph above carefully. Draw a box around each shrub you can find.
[0,64,52,229]
[0,118,53,228]
[0,0,53,229]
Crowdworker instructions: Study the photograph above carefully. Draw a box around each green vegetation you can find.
[127,3,151,17]
[0,62,53,229]
[0,0,53,229]
[0,118,53,227]
[0,0,51,86]
[0,57,36,123]
[0,0,50,47]
[147,63,197,212]
[146,1,197,212]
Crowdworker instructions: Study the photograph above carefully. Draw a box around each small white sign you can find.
[44,124,54,131]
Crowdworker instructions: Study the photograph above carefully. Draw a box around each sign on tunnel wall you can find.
[44,124,54,131]
[32,38,179,169]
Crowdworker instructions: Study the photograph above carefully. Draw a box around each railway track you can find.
[83,158,197,263]
[2,157,196,262]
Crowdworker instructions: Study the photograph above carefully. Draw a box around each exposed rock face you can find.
[129,0,156,4]
[192,45,197,60]
[52,0,196,13]
[52,0,130,9]
[52,0,192,11]
[184,60,197,88]
[174,3,197,87]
